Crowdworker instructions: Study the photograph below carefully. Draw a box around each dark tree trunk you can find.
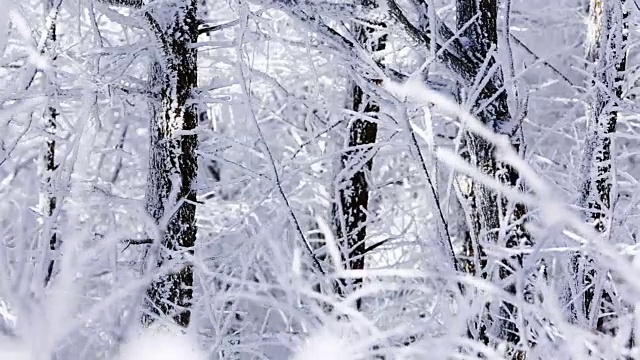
[331,1,386,310]
[142,0,199,328]
[42,0,59,286]
[576,0,627,334]
[455,0,530,355]
[385,0,531,352]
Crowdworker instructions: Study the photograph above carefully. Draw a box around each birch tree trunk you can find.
[331,0,386,310]
[142,0,199,328]
[575,0,628,333]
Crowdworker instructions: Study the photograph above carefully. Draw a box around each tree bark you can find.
[42,0,59,286]
[576,0,627,334]
[455,0,529,355]
[331,0,386,310]
[142,0,199,328]
[386,0,531,352]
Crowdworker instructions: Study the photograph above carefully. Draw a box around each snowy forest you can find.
[2,0,640,358]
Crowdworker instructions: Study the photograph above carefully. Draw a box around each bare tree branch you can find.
[96,0,144,8]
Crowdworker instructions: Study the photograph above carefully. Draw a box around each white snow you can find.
[0,337,29,360]
[118,325,206,360]
[293,328,355,360]
[0,327,207,360]
[293,320,371,360]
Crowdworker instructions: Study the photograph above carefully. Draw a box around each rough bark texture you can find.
[142,0,199,328]
[331,1,386,310]
[576,0,627,333]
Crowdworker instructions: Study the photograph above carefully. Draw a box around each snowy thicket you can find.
[1,0,640,359]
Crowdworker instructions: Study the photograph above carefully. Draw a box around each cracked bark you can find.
[142,0,199,328]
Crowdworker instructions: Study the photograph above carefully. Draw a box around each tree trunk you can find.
[142,0,199,328]
[455,0,530,354]
[41,0,59,286]
[576,0,627,334]
[385,0,531,352]
[331,1,386,310]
